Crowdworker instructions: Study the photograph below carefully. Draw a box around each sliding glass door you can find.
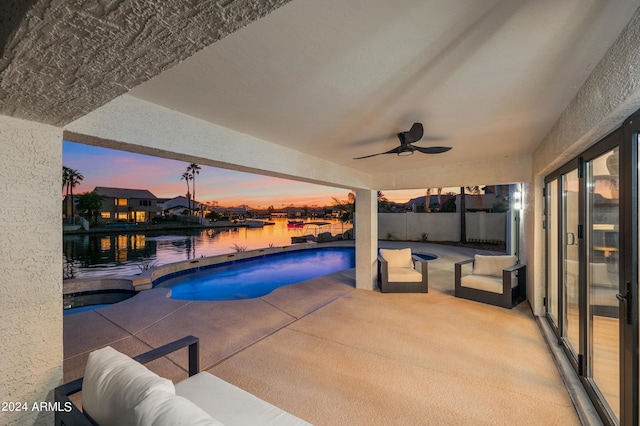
[562,168,581,359]
[545,124,636,425]
[546,179,559,329]
[585,147,620,421]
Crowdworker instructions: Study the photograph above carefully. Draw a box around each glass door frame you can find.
[621,111,639,426]
[545,160,585,375]
[544,178,560,335]
[545,121,637,425]
[581,129,623,424]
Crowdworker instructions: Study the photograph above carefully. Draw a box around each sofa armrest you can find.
[54,378,91,426]
[378,255,389,289]
[454,259,475,294]
[54,335,200,426]
[503,263,525,273]
[133,335,200,377]
[502,263,526,300]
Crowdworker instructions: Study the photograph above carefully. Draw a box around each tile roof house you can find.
[157,195,211,216]
[94,186,158,223]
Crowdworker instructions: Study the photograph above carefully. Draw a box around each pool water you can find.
[156,247,356,300]
[155,247,437,301]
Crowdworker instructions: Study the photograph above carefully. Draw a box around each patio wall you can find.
[378,212,506,242]
[0,115,63,426]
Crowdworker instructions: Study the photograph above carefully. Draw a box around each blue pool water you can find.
[155,247,436,301]
[156,247,356,300]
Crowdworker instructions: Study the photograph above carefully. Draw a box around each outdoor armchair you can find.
[378,248,428,293]
[455,254,526,308]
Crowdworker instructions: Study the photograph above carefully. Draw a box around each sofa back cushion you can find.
[82,346,175,426]
[380,248,414,268]
[472,255,517,277]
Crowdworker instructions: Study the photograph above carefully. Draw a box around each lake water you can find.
[63,218,352,279]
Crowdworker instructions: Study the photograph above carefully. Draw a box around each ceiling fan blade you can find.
[353,145,402,159]
[413,145,452,154]
[404,122,424,143]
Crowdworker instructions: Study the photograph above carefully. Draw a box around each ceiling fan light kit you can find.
[353,122,452,159]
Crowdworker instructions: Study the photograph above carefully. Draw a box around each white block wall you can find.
[0,115,62,425]
[379,212,506,243]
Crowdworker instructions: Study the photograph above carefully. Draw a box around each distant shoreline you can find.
[63,220,242,235]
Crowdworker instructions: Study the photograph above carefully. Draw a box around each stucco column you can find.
[0,115,62,425]
[355,189,378,290]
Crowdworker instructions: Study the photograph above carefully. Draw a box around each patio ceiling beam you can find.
[64,94,373,191]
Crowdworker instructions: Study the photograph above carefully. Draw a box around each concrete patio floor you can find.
[63,242,580,425]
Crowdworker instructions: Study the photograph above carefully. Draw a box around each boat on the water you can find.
[291,221,338,244]
[241,220,266,228]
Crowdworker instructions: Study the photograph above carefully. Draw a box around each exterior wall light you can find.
[513,191,523,211]
[512,186,523,264]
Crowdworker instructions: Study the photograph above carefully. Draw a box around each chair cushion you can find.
[472,255,517,277]
[134,390,224,426]
[82,346,175,426]
[176,372,312,425]
[380,248,414,268]
[461,274,518,294]
[388,267,423,283]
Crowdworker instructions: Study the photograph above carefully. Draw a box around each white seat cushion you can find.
[388,267,423,283]
[379,248,414,268]
[461,274,517,294]
[176,372,312,426]
[82,346,175,426]
[134,390,224,426]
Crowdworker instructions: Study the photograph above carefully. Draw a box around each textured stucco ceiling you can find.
[0,0,291,126]
[126,0,640,174]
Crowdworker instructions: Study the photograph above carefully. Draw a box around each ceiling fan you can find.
[353,122,451,159]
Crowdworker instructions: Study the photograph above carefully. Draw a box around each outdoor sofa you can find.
[454,254,526,308]
[55,335,311,426]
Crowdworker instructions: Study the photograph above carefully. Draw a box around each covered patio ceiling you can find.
[2,0,639,181]
[129,0,638,175]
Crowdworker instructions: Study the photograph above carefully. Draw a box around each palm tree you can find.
[425,188,432,212]
[187,163,201,216]
[181,171,192,214]
[76,191,104,225]
[62,166,71,217]
[63,167,83,222]
[333,192,356,237]
[459,186,482,243]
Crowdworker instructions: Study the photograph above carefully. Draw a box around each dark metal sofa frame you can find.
[454,258,526,308]
[54,335,200,426]
[378,254,428,293]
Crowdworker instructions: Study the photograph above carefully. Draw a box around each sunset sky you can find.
[63,141,430,207]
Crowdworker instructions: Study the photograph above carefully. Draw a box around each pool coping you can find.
[134,241,355,291]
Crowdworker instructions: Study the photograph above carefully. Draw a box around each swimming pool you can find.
[63,289,138,315]
[154,247,436,301]
[155,247,354,300]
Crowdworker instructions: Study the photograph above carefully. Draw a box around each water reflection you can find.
[63,218,351,279]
